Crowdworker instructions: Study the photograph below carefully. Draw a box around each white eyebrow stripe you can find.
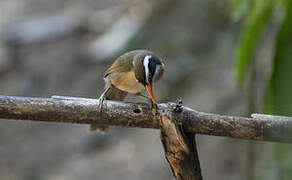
[143,55,151,84]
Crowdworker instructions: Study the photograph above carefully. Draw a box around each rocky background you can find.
[0,0,275,180]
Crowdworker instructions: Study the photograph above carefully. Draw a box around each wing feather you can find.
[104,50,153,77]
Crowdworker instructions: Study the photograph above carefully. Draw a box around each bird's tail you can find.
[89,86,127,132]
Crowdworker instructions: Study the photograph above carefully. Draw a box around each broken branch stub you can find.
[160,104,202,180]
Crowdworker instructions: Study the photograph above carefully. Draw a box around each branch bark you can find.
[160,112,202,180]
[0,95,292,143]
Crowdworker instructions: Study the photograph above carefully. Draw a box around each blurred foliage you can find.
[265,0,292,179]
[264,0,292,115]
[229,0,251,22]
[233,0,275,85]
[232,0,292,179]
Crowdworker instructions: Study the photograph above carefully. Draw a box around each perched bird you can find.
[90,50,165,132]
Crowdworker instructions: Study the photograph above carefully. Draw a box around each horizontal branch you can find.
[0,95,291,143]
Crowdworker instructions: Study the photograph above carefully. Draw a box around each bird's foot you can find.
[97,96,105,112]
[150,101,158,116]
[89,95,108,133]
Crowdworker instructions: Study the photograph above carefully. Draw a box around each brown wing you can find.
[104,50,153,77]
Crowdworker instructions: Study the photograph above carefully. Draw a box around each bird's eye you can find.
[149,73,152,77]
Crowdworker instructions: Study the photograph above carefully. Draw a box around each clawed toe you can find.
[97,96,105,112]
[150,102,158,115]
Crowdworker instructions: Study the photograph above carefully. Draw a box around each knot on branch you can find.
[170,98,183,113]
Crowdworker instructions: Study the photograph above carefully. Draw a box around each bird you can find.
[90,50,165,132]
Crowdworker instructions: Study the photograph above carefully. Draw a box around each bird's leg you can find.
[97,87,110,112]
[89,87,111,133]
[134,93,157,115]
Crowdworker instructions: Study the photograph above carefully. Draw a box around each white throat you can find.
[143,55,151,84]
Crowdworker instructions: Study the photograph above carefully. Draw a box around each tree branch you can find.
[0,95,291,143]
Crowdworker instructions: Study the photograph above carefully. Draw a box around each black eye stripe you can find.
[147,56,162,82]
[148,61,155,74]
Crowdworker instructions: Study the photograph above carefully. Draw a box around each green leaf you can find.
[234,0,275,85]
[264,0,292,115]
[229,0,251,22]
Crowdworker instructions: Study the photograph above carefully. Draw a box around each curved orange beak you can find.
[145,84,157,104]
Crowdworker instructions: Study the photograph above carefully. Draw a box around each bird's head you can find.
[133,52,164,104]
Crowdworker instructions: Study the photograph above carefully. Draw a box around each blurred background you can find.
[0,0,291,179]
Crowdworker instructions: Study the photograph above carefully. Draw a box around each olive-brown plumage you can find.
[90,50,165,132]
